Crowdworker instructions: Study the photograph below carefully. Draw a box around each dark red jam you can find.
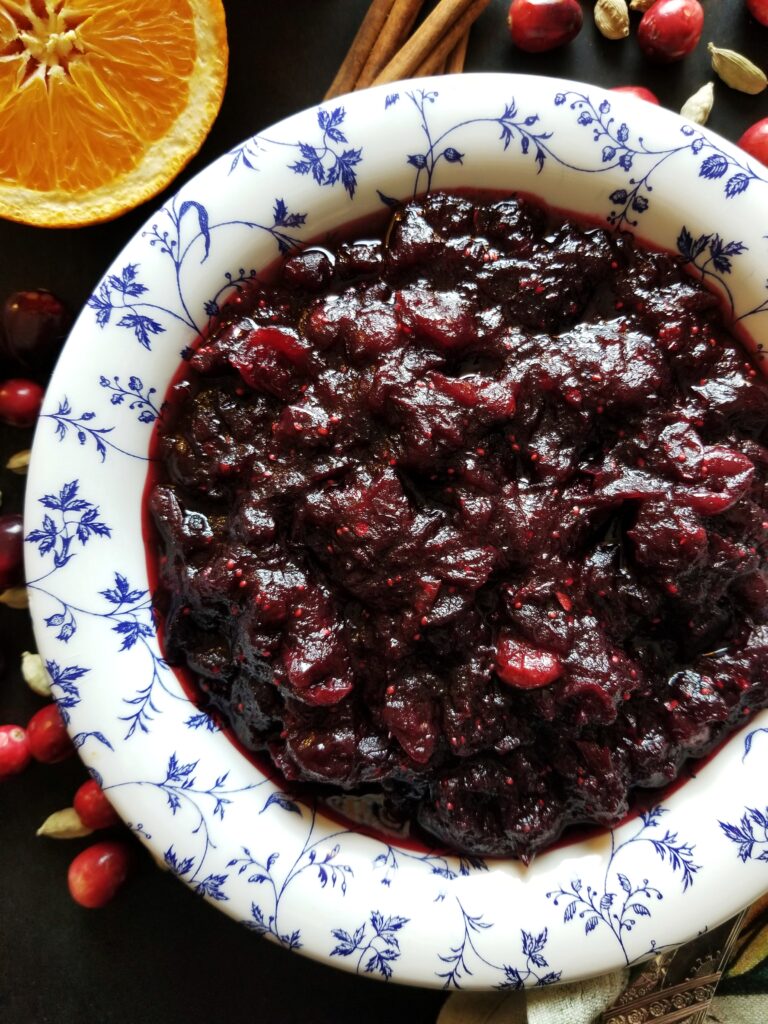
[150,191,768,858]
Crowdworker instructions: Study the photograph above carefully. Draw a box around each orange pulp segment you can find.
[0,0,228,226]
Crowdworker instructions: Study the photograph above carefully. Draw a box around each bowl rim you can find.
[25,72,768,990]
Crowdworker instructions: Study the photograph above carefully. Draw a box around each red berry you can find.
[74,779,121,830]
[0,514,24,589]
[496,635,564,688]
[0,724,31,778]
[637,0,704,62]
[507,0,583,52]
[747,0,768,26]
[27,703,74,764]
[0,378,44,427]
[67,841,132,908]
[738,118,768,167]
[611,85,661,105]
[1,290,73,371]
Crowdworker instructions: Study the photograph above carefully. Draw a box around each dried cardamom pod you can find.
[37,807,93,840]
[0,587,29,609]
[595,0,630,39]
[6,449,30,474]
[21,650,52,697]
[629,0,654,10]
[708,43,767,95]
[680,82,714,126]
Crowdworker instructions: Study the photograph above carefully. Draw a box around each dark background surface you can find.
[1,2,766,1021]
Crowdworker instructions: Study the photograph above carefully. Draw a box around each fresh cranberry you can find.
[496,635,563,688]
[67,841,132,908]
[738,118,768,167]
[0,378,44,427]
[0,724,31,778]
[611,85,661,104]
[1,290,72,371]
[747,0,768,25]
[637,0,704,61]
[27,703,74,764]
[74,779,121,830]
[507,0,583,52]
[0,514,24,589]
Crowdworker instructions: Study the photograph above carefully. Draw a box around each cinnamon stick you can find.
[414,27,470,79]
[413,22,470,77]
[325,0,398,100]
[355,0,426,90]
[372,0,490,87]
[445,29,470,74]
[413,45,450,78]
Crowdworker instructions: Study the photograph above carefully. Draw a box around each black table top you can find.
[1,3,766,1021]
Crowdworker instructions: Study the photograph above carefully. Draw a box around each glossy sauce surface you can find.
[149,192,768,857]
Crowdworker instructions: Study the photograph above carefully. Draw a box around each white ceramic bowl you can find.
[25,74,768,989]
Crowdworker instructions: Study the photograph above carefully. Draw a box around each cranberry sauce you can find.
[149,191,768,858]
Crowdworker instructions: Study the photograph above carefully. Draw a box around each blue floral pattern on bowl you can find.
[25,74,768,989]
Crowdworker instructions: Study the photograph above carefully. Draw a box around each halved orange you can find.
[0,0,228,227]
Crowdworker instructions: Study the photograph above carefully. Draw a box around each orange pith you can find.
[0,0,227,226]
